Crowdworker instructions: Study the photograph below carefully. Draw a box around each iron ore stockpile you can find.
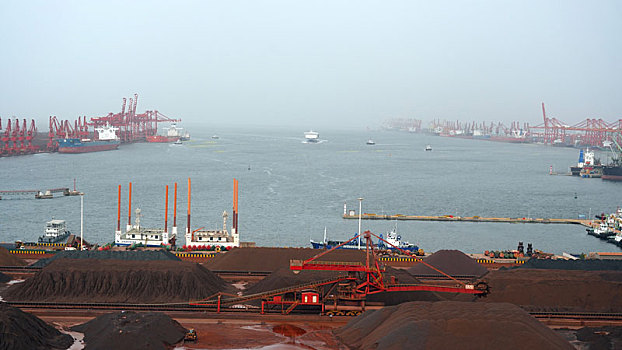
[407,249,488,276]
[0,246,27,266]
[477,263,622,312]
[0,271,10,283]
[204,246,367,272]
[0,303,74,350]
[335,301,573,350]
[4,258,232,303]
[71,311,187,350]
[31,249,180,267]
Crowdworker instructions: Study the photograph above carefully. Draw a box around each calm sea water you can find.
[1,125,620,255]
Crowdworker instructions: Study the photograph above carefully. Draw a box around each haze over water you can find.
[0,126,619,255]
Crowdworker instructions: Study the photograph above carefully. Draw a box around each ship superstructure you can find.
[184,178,240,250]
[114,182,176,247]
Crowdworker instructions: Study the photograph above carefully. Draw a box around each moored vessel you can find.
[146,123,184,143]
[39,219,71,243]
[58,124,120,153]
[114,183,176,247]
[184,178,240,251]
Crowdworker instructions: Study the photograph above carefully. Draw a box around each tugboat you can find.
[377,225,422,254]
[39,219,71,243]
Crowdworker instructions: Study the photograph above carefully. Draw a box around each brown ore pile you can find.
[335,301,573,350]
[0,303,74,350]
[0,246,27,266]
[4,258,232,303]
[205,247,367,272]
[478,268,622,312]
[407,249,488,276]
[70,311,187,350]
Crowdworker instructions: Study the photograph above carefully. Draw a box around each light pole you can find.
[358,197,363,250]
[80,193,84,250]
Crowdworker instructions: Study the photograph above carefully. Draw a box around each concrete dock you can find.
[343,214,594,228]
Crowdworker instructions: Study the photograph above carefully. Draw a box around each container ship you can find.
[58,124,120,153]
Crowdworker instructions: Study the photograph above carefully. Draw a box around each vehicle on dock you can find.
[184,329,197,342]
[39,219,71,244]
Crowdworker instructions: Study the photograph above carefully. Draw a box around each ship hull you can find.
[58,139,120,153]
[146,135,179,143]
[602,165,622,181]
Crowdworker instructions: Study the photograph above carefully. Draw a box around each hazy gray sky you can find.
[1,0,621,129]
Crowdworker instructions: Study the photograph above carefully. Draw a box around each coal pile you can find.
[205,247,367,272]
[478,269,622,312]
[31,249,180,267]
[71,311,186,350]
[0,271,10,283]
[518,258,622,271]
[367,266,441,305]
[335,301,573,350]
[4,258,232,303]
[0,303,74,350]
[0,246,27,266]
[407,250,488,276]
[574,326,622,349]
[244,267,347,295]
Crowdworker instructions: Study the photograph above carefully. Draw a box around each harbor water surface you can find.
[1,125,620,255]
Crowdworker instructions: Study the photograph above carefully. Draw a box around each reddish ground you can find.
[38,313,348,350]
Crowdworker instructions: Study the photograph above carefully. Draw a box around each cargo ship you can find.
[58,124,120,153]
[310,226,422,254]
[602,163,622,181]
[146,123,183,143]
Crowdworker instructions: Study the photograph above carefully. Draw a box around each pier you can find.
[343,213,594,228]
[0,187,81,200]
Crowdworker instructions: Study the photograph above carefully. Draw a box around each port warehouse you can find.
[3,98,622,157]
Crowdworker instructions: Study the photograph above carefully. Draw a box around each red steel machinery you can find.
[190,230,489,316]
[88,94,181,143]
[0,117,39,156]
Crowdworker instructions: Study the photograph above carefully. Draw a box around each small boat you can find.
[425,145,432,151]
[173,139,183,145]
[39,219,71,243]
[212,135,219,140]
[304,130,319,143]
[366,138,375,145]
